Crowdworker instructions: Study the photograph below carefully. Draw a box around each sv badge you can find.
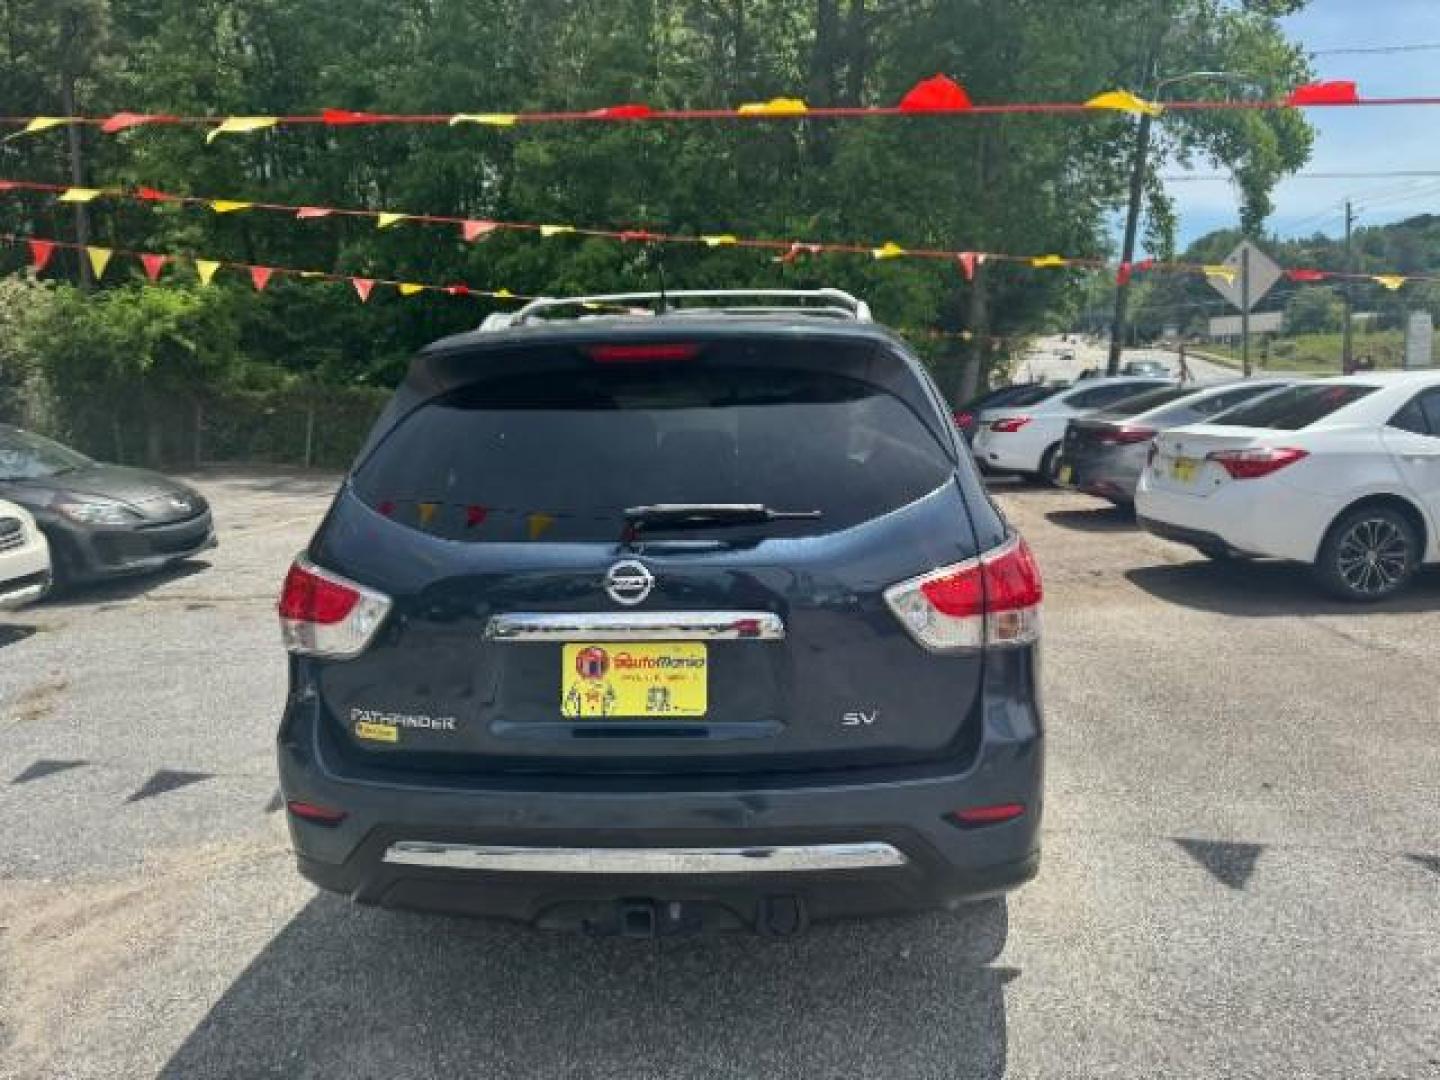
[842,710,879,728]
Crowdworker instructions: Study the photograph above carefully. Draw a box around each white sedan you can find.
[972,376,1172,481]
[0,498,51,609]
[1136,372,1440,601]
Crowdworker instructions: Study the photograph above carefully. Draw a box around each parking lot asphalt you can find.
[2,468,1438,1080]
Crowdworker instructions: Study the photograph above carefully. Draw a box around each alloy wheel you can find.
[1335,517,1411,597]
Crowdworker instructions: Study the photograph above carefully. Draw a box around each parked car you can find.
[0,424,215,587]
[953,382,1067,443]
[972,376,1172,482]
[276,288,1044,935]
[0,498,51,609]
[1121,359,1170,378]
[1136,373,1440,601]
[1062,379,1298,506]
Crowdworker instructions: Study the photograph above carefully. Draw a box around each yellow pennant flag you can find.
[59,187,103,203]
[1031,255,1068,268]
[210,200,253,214]
[1204,264,1237,285]
[417,502,439,526]
[299,270,325,279]
[872,241,907,260]
[702,234,738,248]
[737,97,809,116]
[86,247,113,279]
[195,259,221,285]
[205,116,279,143]
[448,113,517,127]
[527,512,556,541]
[399,283,425,296]
[8,116,70,140]
[495,288,514,298]
[1085,90,1164,118]
[1374,275,1407,291]
[540,225,575,238]
[376,212,407,229]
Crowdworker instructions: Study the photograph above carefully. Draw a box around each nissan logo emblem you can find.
[604,560,654,606]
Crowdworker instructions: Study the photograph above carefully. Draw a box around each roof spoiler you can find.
[483,289,873,330]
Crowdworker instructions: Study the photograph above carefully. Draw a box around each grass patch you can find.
[1201,330,1421,373]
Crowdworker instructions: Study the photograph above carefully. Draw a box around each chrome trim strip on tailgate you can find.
[485,611,784,642]
[383,841,906,874]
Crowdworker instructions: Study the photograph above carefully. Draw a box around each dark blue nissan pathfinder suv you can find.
[276,289,1043,935]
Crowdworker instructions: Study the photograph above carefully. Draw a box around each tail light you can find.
[989,416,1031,434]
[1206,447,1309,480]
[286,800,348,826]
[954,410,975,429]
[947,803,1027,828]
[588,343,699,363]
[1099,425,1156,446]
[884,536,1042,652]
[278,556,392,658]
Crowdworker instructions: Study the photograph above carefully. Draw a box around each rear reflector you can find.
[884,535,1043,652]
[1207,446,1309,480]
[947,803,1026,828]
[278,556,392,659]
[286,800,348,825]
[1099,425,1156,446]
[954,410,975,428]
[989,416,1031,433]
[588,344,700,363]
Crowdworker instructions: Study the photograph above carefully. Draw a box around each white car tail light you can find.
[1206,447,1308,480]
[278,556,391,658]
[989,416,1032,433]
[884,536,1043,652]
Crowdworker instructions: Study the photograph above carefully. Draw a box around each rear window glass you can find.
[1143,384,1280,428]
[1098,386,1194,418]
[993,384,1065,409]
[1210,384,1378,431]
[1066,381,1164,410]
[355,363,954,542]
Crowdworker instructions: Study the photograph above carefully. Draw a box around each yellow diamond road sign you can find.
[1207,240,1283,312]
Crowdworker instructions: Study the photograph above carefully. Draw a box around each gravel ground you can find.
[1,467,1437,1080]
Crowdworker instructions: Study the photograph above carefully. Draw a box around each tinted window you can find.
[1210,384,1378,430]
[356,364,954,542]
[1389,398,1430,436]
[1098,386,1194,418]
[988,384,1065,409]
[1067,382,1163,409]
[1146,384,1287,428]
[0,425,92,481]
[1420,390,1440,435]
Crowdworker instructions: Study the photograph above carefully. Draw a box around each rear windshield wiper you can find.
[623,503,822,536]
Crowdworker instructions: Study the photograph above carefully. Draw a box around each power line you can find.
[1312,41,1440,56]
[1164,170,1440,182]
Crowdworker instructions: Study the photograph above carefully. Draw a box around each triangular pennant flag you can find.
[58,187,103,203]
[465,506,489,528]
[398,283,425,296]
[14,116,69,139]
[446,284,472,297]
[1085,90,1164,118]
[195,259,221,286]
[86,246,113,279]
[249,266,274,292]
[898,74,973,112]
[295,206,333,219]
[417,502,439,526]
[135,186,171,201]
[101,112,175,133]
[210,199,252,214]
[205,116,278,143]
[527,512,556,541]
[736,97,809,116]
[448,113,517,127]
[28,239,55,273]
[1116,261,1133,287]
[1374,275,1407,291]
[322,108,382,125]
[872,241,906,260]
[702,234,738,248]
[588,104,654,120]
[299,271,324,278]
[620,230,661,243]
[540,225,575,238]
[461,219,498,242]
[957,252,979,281]
[1286,80,1359,107]
[1204,265,1237,285]
[494,288,515,298]
[140,253,168,282]
[376,212,407,229]
[1287,268,1328,282]
[1031,254,1068,268]
[352,277,375,302]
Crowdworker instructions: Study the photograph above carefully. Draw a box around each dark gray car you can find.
[276,291,1044,936]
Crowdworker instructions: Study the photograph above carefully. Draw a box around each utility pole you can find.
[1240,245,1253,377]
[1342,200,1356,374]
[58,9,93,290]
[1108,108,1154,377]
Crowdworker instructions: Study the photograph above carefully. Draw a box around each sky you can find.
[1165,0,1440,249]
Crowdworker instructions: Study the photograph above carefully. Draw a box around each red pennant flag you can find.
[101,111,176,133]
[0,181,16,191]
[27,239,55,273]
[1287,268,1328,282]
[956,252,988,281]
[322,108,383,125]
[1286,80,1359,107]
[134,186,172,202]
[588,104,654,120]
[899,74,974,112]
[465,506,488,528]
[250,266,274,292]
[446,284,472,297]
[295,206,333,220]
[1134,258,1156,273]
[461,219,498,242]
[352,277,376,302]
[140,253,168,281]
[1116,261,1133,287]
[620,230,661,243]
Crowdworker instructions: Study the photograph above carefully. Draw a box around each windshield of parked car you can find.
[0,425,93,480]
[1208,384,1379,431]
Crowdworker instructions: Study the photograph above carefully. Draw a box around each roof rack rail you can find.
[490,288,872,329]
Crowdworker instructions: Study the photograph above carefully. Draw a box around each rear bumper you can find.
[1067,449,1144,504]
[1135,475,1337,563]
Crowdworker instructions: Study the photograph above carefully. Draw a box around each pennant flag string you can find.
[0,177,1429,290]
[2,79,1437,137]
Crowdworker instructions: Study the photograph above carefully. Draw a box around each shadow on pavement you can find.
[0,622,37,648]
[158,894,1015,1080]
[41,559,212,610]
[1126,560,1440,617]
[1044,506,1136,533]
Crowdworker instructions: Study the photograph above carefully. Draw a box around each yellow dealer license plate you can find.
[561,643,708,719]
[1171,456,1200,483]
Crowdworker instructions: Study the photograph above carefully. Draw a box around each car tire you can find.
[1314,505,1420,602]
[1037,444,1064,488]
